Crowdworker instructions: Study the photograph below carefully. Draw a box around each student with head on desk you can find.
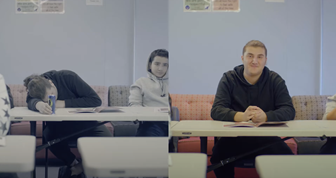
[0,74,17,178]
[210,40,295,178]
[23,70,112,178]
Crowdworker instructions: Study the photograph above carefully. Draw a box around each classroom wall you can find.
[321,0,336,95]
[168,0,321,96]
[0,0,135,86]
[1,0,333,96]
[133,0,169,82]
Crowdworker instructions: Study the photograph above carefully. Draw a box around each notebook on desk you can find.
[68,107,122,113]
[224,121,288,128]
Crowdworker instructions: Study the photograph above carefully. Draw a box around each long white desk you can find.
[77,137,169,177]
[169,153,207,178]
[0,135,36,172]
[170,120,336,154]
[170,121,179,128]
[10,107,169,121]
[9,107,170,178]
[171,120,336,137]
[255,155,336,178]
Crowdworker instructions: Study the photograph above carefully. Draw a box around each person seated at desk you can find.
[23,70,112,178]
[129,49,175,152]
[0,74,18,178]
[320,94,336,154]
[129,49,169,137]
[210,40,295,178]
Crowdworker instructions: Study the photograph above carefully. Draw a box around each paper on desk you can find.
[224,121,288,128]
[69,107,122,113]
[0,137,5,146]
[154,107,170,113]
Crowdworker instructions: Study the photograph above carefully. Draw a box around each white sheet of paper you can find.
[86,0,103,5]
[16,0,65,14]
[183,0,211,12]
[265,0,285,2]
[154,108,169,113]
[212,0,240,12]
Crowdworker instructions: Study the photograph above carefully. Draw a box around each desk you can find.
[169,153,207,178]
[10,106,170,142]
[171,120,336,154]
[9,107,169,178]
[0,135,36,172]
[255,155,336,178]
[77,137,169,177]
[10,107,169,122]
[170,121,179,128]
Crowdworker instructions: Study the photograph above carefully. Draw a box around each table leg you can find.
[43,121,49,178]
[30,121,36,178]
[200,137,208,154]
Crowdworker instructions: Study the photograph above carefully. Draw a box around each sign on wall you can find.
[184,0,240,12]
[184,0,211,12]
[16,0,64,14]
[212,0,240,12]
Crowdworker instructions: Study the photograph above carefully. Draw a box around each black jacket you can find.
[26,70,101,111]
[211,65,295,122]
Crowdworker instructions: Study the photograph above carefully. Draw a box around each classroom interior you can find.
[1,0,336,178]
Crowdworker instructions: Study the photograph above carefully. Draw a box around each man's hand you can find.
[55,100,65,108]
[243,106,259,121]
[36,101,52,115]
[251,107,267,123]
[234,106,259,122]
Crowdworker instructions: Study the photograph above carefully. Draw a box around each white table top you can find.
[171,120,336,137]
[77,137,169,177]
[0,135,36,172]
[169,153,207,178]
[170,121,179,128]
[255,155,336,178]
[10,107,169,122]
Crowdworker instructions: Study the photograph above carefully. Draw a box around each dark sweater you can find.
[211,65,295,122]
[26,70,101,111]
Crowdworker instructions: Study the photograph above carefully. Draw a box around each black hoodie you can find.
[211,65,295,122]
[26,70,101,111]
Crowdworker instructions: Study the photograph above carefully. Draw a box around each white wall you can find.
[321,0,336,95]
[0,0,134,86]
[169,0,321,95]
[134,0,168,81]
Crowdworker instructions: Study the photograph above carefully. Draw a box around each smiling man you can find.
[210,40,295,178]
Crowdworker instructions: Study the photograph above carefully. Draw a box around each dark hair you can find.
[242,40,267,57]
[148,49,169,72]
[23,74,52,100]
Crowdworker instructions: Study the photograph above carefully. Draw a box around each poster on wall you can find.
[212,0,240,12]
[16,0,64,14]
[183,0,211,12]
